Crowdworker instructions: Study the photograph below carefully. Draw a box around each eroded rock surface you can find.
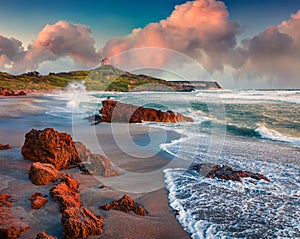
[100,194,146,216]
[0,144,11,150]
[190,163,270,183]
[29,192,48,209]
[0,89,26,97]
[50,175,81,211]
[29,162,60,185]
[79,154,121,177]
[100,100,193,123]
[22,128,80,170]
[61,207,103,239]
[76,142,120,177]
[50,174,104,238]
[0,194,30,239]
[36,232,57,239]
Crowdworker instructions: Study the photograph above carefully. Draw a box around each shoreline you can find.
[0,122,191,238]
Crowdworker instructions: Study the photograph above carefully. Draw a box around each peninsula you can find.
[0,65,222,93]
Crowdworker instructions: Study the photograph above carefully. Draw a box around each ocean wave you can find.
[196,90,300,104]
[255,125,300,146]
[164,164,300,239]
[0,98,46,118]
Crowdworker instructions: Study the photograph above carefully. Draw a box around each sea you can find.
[0,85,299,239]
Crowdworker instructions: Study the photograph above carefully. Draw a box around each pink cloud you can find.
[0,36,24,69]
[102,0,239,71]
[0,21,101,73]
[233,10,300,87]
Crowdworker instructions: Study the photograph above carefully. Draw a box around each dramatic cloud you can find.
[0,20,101,74]
[0,36,24,69]
[0,0,299,88]
[232,10,300,87]
[102,0,300,88]
[102,0,239,71]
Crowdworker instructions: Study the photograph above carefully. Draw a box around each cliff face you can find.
[168,81,222,91]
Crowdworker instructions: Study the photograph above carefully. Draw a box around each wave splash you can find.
[255,125,300,146]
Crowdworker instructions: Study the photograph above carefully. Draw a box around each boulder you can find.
[0,194,30,239]
[100,100,193,123]
[22,128,81,170]
[190,163,270,183]
[29,162,60,185]
[50,175,81,211]
[0,194,12,207]
[36,232,57,239]
[79,153,120,177]
[60,174,80,191]
[29,192,48,209]
[0,144,11,150]
[61,207,103,239]
[18,91,27,96]
[100,194,146,216]
[0,89,27,97]
[74,141,92,161]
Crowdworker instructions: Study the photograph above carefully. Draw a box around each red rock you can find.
[18,91,26,96]
[74,141,92,161]
[61,207,103,239]
[36,232,57,239]
[80,153,120,177]
[100,194,147,216]
[29,192,48,209]
[205,164,270,183]
[0,144,11,150]
[29,162,60,185]
[0,194,30,239]
[134,205,147,216]
[60,174,80,191]
[21,128,81,170]
[0,194,12,207]
[50,175,81,211]
[100,100,193,123]
[0,89,26,97]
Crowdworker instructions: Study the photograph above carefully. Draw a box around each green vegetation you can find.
[0,65,181,92]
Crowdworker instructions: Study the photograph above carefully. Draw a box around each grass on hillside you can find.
[0,65,179,92]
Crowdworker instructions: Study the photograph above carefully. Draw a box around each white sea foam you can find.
[196,90,300,104]
[164,163,300,238]
[255,125,300,147]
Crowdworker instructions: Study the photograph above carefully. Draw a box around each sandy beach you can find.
[0,121,190,239]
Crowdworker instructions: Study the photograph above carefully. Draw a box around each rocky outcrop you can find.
[74,142,92,161]
[22,128,81,170]
[29,192,48,209]
[75,142,120,177]
[79,154,121,177]
[0,144,11,150]
[61,207,103,239]
[36,232,57,239]
[50,174,103,238]
[0,194,12,207]
[29,162,60,185]
[190,163,270,183]
[0,88,27,97]
[100,194,146,216]
[100,100,193,123]
[0,194,30,239]
[50,175,81,211]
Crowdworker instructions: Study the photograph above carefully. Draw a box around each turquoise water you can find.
[0,88,299,238]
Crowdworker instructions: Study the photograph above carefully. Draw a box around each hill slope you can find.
[0,65,221,92]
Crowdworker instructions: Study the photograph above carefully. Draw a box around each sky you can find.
[1,0,300,89]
